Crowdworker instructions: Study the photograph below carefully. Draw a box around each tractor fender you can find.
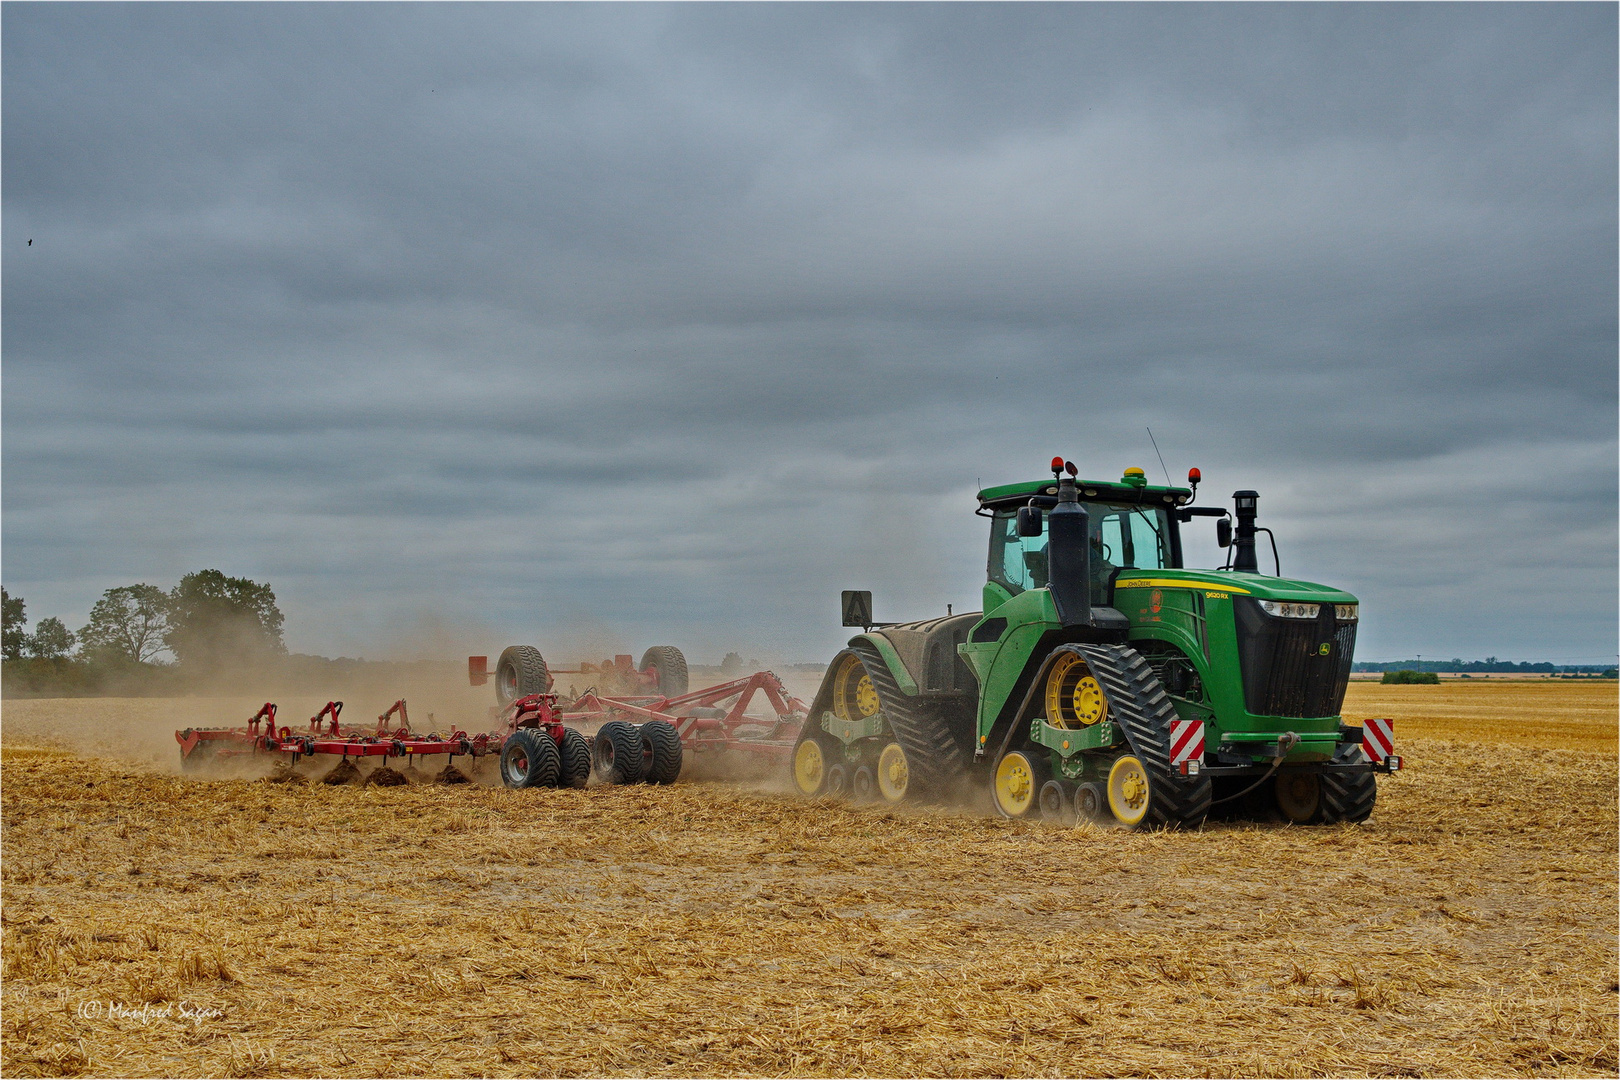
[850,611,981,698]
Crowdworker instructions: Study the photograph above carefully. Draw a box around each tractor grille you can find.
[1233,598,1356,719]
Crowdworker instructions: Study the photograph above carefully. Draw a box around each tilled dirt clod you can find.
[262,765,306,785]
[321,758,361,785]
[364,765,408,787]
[434,763,471,784]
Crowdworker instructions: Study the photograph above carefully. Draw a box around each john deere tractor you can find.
[791,458,1400,828]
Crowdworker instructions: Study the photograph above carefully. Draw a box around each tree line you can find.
[2,570,285,672]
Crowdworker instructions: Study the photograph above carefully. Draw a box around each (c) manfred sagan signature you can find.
[76,1000,225,1024]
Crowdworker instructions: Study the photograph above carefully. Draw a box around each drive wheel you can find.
[993,749,1042,818]
[1045,652,1107,727]
[594,721,646,784]
[1107,755,1152,828]
[832,652,881,722]
[792,738,827,796]
[640,720,683,784]
[495,646,552,706]
[876,742,910,803]
[558,728,591,788]
[639,646,689,697]
[1275,770,1323,824]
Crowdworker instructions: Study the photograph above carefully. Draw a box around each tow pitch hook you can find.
[1210,731,1300,807]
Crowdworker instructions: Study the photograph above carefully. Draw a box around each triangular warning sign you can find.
[841,590,873,628]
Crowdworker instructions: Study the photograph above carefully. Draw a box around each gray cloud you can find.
[4,3,1614,665]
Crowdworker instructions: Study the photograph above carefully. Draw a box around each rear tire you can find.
[558,728,591,789]
[639,646,689,697]
[594,721,646,784]
[501,729,560,788]
[640,720,683,784]
[495,646,552,706]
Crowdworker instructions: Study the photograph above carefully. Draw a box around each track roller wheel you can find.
[825,763,850,798]
[558,728,591,789]
[1076,781,1105,822]
[876,742,910,803]
[993,749,1043,818]
[792,737,827,796]
[501,729,560,788]
[1275,770,1324,824]
[640,720,683,784]
[594,721,646,784]
[852,765,875,802]
[1039,779,1073,824]
[639,646,689,697]
[495,645,552,706]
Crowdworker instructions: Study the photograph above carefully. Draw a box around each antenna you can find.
[1146,426,1172,485]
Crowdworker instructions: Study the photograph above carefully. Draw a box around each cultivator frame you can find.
[176,659,810,788]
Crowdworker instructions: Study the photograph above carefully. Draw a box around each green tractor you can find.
[792,458,1401,828]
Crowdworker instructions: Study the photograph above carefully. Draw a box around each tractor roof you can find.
[977,476,1193,511]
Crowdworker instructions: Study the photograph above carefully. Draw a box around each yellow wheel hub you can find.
[1107,755,1151,827]
[1046,653,1106,727]
[834,654,881,720]
[877,742,909,802]
[994,751,1038,817]
[793,739,825,796]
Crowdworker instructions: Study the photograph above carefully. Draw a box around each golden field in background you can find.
[2,680,1615,1078]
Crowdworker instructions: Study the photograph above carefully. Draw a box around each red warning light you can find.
[1050,456,1064,474]
[1188,467,1202,485]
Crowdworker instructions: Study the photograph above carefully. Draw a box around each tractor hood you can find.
[1112,569,1357,605]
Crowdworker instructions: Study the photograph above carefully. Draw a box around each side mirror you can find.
[1216,518,1232,548]
[1016,506,1044,538]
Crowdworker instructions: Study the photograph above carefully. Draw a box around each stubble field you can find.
[2,680,1615,1078]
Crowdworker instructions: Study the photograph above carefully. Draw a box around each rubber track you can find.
[1074,643,1211,829]
[1320,744,1376,823]
[850,639,968,797]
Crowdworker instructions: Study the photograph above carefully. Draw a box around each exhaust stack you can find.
[1232,489,1260,574]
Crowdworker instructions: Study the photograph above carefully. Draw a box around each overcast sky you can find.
[4,3,1615,666]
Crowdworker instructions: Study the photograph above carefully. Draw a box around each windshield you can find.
[989,502,1173,599]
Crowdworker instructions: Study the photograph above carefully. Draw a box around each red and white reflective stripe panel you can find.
[1362,717,1394,762]
[1169,718,1205,765]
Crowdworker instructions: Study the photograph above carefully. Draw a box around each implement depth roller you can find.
[794,457,1402,827]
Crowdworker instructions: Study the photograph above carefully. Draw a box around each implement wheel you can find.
[594,721,646,784]
[876,742,910,803]
[501,729,560,789]
[993,749,1042,818]
[639,647,689,697]
[792,738,827,796]
[640,720,683,784]
[495,646,552,706]
[558,728,591,789]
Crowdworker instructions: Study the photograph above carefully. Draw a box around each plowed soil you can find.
[2,681,1615,1077]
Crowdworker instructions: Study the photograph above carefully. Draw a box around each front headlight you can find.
[1261,601,1320,618]
[1334,604,1358,621]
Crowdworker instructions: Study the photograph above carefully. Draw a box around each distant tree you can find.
[2,588,26,660]
[720,652,744,677]
[1381,669,1440,685]
[78,584,170,664]
[24,617,76,660]
[164,570,285,670]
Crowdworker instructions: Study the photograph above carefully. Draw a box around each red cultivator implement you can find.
[176,645,809,789]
